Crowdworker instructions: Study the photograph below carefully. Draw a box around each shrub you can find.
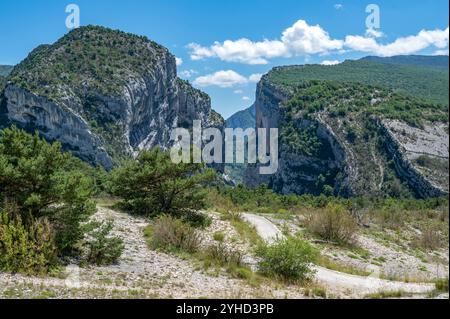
[435,278,449,292]
[305,203,358,244]
[204,243,243,267]
[256,236,318,283]
[412,225,442,251]
[146,215,201,253]
[109,149,215,217]
[374,205,405,229]
[0,127,95,255]
[84,220,124,266]
[213,231,225,242]
[0,211,57,275]
[182,211,212,229]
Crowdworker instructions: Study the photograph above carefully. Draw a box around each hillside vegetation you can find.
[8,26,169,100]
[282,80,448,127]
[266,57,449,106]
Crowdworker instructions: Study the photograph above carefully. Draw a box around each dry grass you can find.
[304,203,358,245]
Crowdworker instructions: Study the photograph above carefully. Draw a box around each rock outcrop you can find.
[0,26,223,169]
[244,68,449,199]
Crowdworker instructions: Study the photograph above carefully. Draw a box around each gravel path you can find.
[242,213,282,244]
[242,213,436,297]
[0,207,306,299]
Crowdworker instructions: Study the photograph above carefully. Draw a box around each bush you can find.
[435,278,449,292]
[84,220,124,266]
[374,205,405,229]
[0,127,95,255]
[203,243,243,267]
[413,225,442,251]
[182,211,212,229]
[109,149,215,217]
[146,215,201,253]
[256,236,318,283]
[0,211,57,275]
[213,231,225,242]
[305,203,358,244]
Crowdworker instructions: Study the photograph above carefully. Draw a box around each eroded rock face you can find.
[0,28,223,169]
[378,119,449,197]
[2,84,113,168]
[245,77,449,198]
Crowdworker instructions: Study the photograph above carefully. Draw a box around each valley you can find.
[0,25,448,300]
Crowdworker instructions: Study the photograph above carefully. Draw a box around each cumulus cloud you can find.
[175,57,183,66]
[188,39,287,65]
[179,69,198,78]
[281,20,344,55]
[242,96,251,101]
[248,73,263,82]
[188,20,342,64]
[365,28,384,38]
[321,60,340,66]
[193,70,249,88]
[334,4,343,10]
[345,27,449,57]
[187,19,449,64]
[434,49,449,55]
[193,71,265,88]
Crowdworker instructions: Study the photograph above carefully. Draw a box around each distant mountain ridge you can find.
[226,104,256,129]
[265,55,449,106]
[0,65,13,77]
[361,55,449,70]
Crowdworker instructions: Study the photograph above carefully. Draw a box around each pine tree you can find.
[110,148,215,217]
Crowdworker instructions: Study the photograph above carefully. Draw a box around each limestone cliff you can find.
[244,64,448,198]
[0,26,223,169]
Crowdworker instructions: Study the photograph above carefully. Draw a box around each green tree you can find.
[0,126,95,254]
[109,148,215,217]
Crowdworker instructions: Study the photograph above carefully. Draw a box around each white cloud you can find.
[242,96,251,101]
[434,49,449,55]
[248,73,263,82]
[345,27,449,57]
[188,20,342,64]
[188,39,287,65]
[179,69,198,78]
[175,57,183,66]
[281,20,344,55]
[193,71,265,88]
[334,4,343,10]
[193,70,249,88]
[321,60,340,66]
[188,19,449,63]
[365,28,384,38]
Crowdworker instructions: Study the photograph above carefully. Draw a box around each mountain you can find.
[0,65,13,92]
[244,56,449,198]
[266,55,449,106]
[0,65,13,77]
[0,26,223,169]
[225,104,256,129]
[360,55,449,70]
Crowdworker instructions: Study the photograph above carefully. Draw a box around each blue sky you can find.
[0,0,448,119]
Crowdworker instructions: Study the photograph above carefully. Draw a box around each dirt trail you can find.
[242,213,436,296]
[0,207,305,299]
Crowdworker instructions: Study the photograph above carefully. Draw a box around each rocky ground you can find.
[0,206,448,299]
[246,213,446,298]
[0,207,305,299]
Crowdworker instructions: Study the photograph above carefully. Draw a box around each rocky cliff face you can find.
[245,70,449,199]
[0,26,223,169]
